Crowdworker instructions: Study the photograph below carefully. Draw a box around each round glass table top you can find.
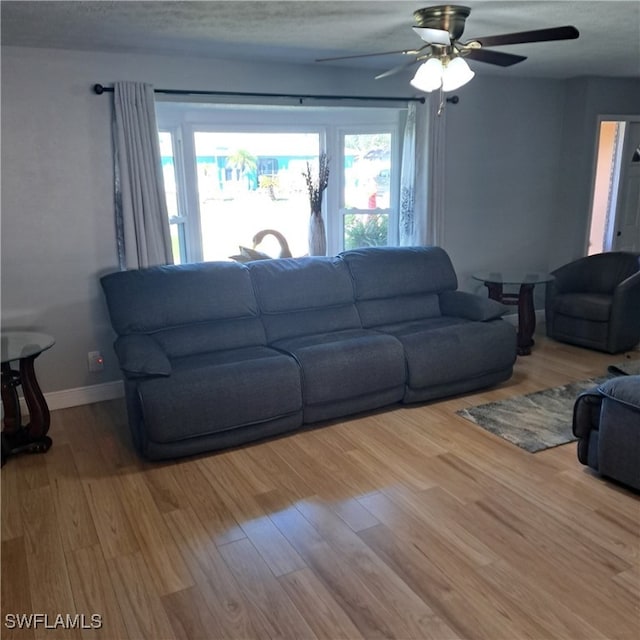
[1,331,55,363]
[472,271,554,285]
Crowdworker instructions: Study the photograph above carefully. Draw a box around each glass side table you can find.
[1,331,55,465]
[472,271,553,356]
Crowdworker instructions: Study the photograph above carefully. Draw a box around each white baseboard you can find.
[14,380,125,415]
[46,380,125,410]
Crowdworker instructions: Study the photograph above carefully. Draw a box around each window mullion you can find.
[179,125,204,263]
[325,125,341,256]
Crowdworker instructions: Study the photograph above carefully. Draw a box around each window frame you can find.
[156,102,403,261]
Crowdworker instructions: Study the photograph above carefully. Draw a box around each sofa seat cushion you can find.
[379,317,517,390]
[551,315,609,350]
[136,347,302,444]
[273,329,406,406]
[552,293,612,322]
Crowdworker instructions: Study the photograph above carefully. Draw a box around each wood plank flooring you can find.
[2,336,639,639]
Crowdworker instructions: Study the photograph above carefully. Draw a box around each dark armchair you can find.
[572,375,640,490]
[545,252,640,353]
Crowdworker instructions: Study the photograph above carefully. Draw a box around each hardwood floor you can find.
[2,336,639,639]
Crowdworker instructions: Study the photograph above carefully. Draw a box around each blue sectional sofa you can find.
[101,246,517,459]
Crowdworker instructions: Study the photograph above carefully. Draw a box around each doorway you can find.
[588,118,640,254]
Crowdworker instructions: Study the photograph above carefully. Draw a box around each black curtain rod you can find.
[92,83,428,104]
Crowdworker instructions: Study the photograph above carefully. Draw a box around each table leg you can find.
[21,355,51,439]
[485,282,503,302]
[1,356,52,465]
[517,283,536,356]
[1,362,22,433]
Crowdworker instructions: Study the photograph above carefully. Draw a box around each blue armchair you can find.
[545,252,640,354]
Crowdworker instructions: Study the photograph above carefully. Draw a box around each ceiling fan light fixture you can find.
[318,5,580,89]
[441,56,475,91]
[410,57,444,92]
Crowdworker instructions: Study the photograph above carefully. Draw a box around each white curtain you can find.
[113,81,173,269]
[399,96,446,247]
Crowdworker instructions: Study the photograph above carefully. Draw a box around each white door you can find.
[613,121,640,252]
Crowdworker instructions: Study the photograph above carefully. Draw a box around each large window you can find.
[157,103,402,263]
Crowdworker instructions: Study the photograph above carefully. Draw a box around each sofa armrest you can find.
[572,389,603,468]
[595,375,640,489]
[615,269,640,295]
[598,375,640,410]
[114,334,172,378]
[439,290,508,321]
[609,271,640,347]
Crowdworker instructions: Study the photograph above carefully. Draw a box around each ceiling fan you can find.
[316,5,579,92]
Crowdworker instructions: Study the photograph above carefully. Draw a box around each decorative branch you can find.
[303,152,330,215]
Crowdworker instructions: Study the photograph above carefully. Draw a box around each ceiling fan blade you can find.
[412,26,451,45]
[375,58,422,80]
[316,48,423,62]
[472,25,579,48]
[464,48,527,67]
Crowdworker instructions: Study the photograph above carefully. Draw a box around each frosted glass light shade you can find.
[410,58,443,93]
[441,56,475,92]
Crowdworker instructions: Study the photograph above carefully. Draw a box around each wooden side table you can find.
[1,331,55,465]
[473,271,553,356]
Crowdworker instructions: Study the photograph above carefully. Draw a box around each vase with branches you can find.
[303,152,329,256]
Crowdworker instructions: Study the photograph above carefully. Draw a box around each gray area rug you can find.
[608,358,640,376]
[456,359,639,453]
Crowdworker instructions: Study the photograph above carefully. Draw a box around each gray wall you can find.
[443,74,565,292]
[444,74,639,294]
[1,45,638,395]
[552,77,640,268]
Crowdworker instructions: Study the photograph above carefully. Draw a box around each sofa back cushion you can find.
[341,246,458,328]
[248,257,361,342]
[101,262,266,357]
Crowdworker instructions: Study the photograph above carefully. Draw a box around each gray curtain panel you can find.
[113,81,174,269]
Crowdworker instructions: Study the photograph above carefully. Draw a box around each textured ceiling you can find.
[1,1,639,79]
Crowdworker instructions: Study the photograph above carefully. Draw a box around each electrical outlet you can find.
[88,351,104,372]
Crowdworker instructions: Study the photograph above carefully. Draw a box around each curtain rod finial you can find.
[93,84,105,95]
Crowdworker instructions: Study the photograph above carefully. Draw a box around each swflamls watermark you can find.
[5,613,103,630]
